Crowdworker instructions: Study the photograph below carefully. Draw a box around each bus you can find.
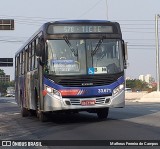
[15,20,127,122]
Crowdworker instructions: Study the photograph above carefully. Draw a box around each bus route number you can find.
[64,26,74,33]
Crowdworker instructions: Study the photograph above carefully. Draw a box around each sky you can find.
[0,0,160,80]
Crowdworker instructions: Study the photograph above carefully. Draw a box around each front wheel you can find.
[37,111,48,122]
[21,102,29,117]
[20,92,29,117]
[97,108,109,120]
[36,101,48,122]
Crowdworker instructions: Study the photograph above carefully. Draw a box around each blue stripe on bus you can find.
[43,76,124,97]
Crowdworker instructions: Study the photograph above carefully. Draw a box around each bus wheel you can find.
[97,108,109,120]
[36,102,48,122]
[29,110,36,116]
[21,102,29,117]
[37,111,48,122]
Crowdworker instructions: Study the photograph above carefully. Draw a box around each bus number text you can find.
[98,89,111,93]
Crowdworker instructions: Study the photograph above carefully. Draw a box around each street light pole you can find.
[155,14,160,92]
[106,0,108,20]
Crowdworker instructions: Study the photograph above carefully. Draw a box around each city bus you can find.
[15,20,127,122]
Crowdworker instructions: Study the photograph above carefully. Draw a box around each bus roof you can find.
[48,20,112,24]
[43,20,118,27]
[15,20,120,56]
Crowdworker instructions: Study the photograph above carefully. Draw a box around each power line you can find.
[128,44,155,46]
[77,0,102,18]
[113,19,155,21]
[122,31,155,33]
[0,15,158,48]
[122,27,154,30]
[121,24,155,26]
[0,15,67,21]
[0,39,24,43]
[0,35,27,39]
[126,39,155,40]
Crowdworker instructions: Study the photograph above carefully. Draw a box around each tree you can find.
[126,79,149,91]
[0,69,5,75]
[0,69,14,95]
[0,81,15,95]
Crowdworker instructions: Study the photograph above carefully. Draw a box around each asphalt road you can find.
[0,97,160,149]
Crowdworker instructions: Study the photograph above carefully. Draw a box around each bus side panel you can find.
[19,75,25,107]
[26,71,37,110]
[33,69,40,110]
[110,90,125,108]
[15,77,20,106]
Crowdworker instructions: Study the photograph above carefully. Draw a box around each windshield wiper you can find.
[91,37,104,56]
[63,36,78,57]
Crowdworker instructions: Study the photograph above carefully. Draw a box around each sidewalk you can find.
[125,92,160,103]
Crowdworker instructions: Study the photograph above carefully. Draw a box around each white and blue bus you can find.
[15,20,127,122]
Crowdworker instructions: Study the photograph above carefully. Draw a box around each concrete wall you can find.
[125,92,147,100]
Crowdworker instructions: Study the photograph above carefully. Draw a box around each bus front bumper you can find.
[43,90,125,112]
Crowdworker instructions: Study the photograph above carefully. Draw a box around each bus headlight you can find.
[46,87,52,93]
[43,85,61,98]
[113,83,124,97]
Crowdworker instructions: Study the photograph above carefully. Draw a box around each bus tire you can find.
[38,111,48,122]
[29,110,36,116]
[36,100,48,122]
[21,102,29,117]
[97,108,109,120]
[20,92,29,117]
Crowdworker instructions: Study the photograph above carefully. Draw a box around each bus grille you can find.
[53,73,123,87]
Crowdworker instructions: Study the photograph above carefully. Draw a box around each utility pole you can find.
[106,0,108,20]
[155,14,160,92]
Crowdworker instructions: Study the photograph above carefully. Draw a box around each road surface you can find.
[0,97,160,149]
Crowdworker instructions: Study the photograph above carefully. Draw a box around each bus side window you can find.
[35,38,39,68]
[29,45,32,71]
[20,52,23,75]
[24,46,28,73]
[32,42,35,69]
[22,51,25,75]
[26,46,29,71]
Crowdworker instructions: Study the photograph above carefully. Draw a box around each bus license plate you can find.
[81,100,95,106]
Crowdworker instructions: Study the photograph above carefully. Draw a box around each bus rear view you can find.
[15,20,127,122]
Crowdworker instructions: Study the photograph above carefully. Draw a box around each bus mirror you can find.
[124,42,128,60]
[122,41,128,69]
[124,60,127,69]
[37,57,44,66]
[36,43,43,57]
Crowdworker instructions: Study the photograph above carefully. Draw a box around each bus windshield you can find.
[46,39,124,75]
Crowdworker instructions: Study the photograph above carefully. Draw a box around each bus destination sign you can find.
[48,25,113,34]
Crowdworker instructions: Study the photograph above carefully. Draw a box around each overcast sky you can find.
[0,0,160,80]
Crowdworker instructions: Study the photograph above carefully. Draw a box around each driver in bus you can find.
[94,46,120,73]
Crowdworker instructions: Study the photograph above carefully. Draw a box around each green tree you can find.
[0,69,5,75]
[126,79,149,91]
[0,69,14,95]
[0,81,15,95]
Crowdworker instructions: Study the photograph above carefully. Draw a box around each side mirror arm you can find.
[37,57,44,66]
[122,40,128,69]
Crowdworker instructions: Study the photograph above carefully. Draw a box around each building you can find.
[139,75,145,82]
[145,74,152,83]
[138,74,154,84]
[0,75,10,82]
